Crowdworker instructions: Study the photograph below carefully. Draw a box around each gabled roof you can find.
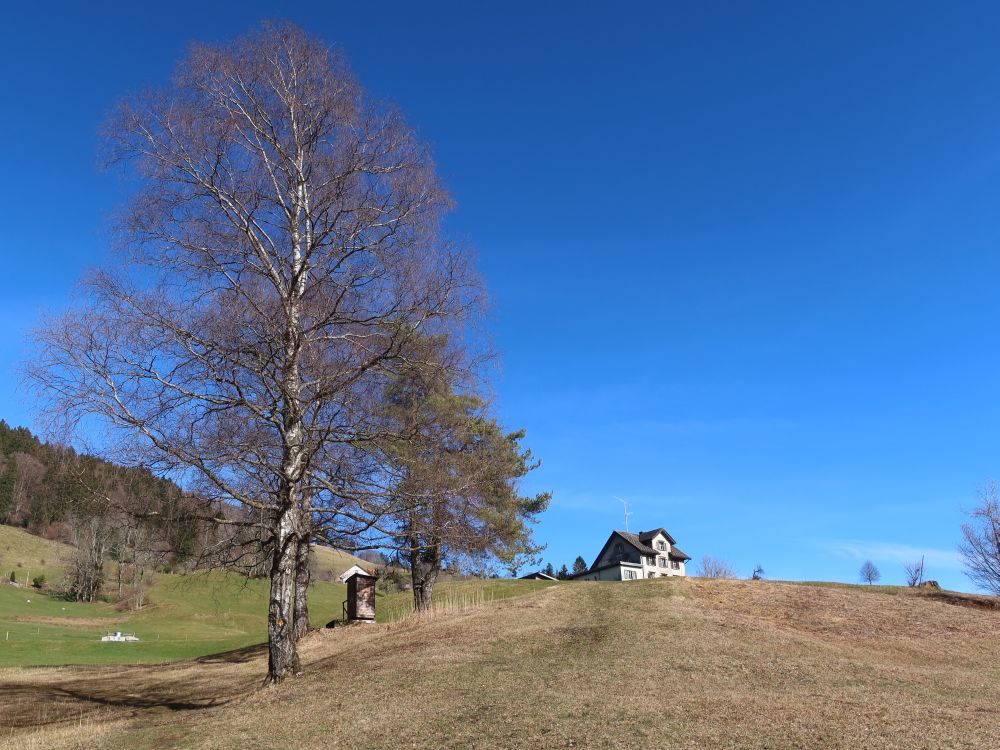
[342,568,376,582]
[590,530,657,569]
[519,571,557,580]
[338,564,371,582]
[637,527,677,545]
[614,531,657,555]
[668,546,691,561]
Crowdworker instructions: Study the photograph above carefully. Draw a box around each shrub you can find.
[32,574,45,589]
[904,558,925,587]
[697,555,736,578]
[376,568,407,593]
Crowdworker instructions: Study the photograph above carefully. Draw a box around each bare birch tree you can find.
[29,23,479,682]
[960,483,1000,595]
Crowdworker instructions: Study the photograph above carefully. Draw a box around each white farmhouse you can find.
[573,528,691,581]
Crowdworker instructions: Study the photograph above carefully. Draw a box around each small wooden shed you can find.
[344,570,377,623]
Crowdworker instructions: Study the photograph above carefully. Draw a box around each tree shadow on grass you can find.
[0,671,240,729]
[923,590,1000,611]
[194,642,267,664]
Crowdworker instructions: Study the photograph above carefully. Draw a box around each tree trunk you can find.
[410,542,441,613]
[269,252,307,680]
[266,509,301,684]
[413,573,435,612]
[292,535,310,641]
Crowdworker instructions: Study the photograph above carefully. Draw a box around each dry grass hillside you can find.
[3,577,999,750]
[309,543,372,580]
[0,526,73,584]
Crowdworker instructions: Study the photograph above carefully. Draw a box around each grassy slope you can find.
[308,544,371,580]
[0,521,352,667]
[0,525,543,667]
[0,526,353,666]
[0,525,371,586]
[4,576,999,750]
[0,525,71,583]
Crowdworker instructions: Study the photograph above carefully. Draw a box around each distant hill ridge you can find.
[0,422,370,578]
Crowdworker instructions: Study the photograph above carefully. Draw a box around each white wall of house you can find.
[640,532,685,578]
[574,563,643,581]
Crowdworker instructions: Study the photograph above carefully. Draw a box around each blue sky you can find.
[4,2,1000,590]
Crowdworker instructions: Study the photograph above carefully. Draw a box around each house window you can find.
[656,541,666,551]
[623,568,637,580]
[649,572,657,578]
[658,557,667,568]
[671,560,680,570]
[613,542,624,558]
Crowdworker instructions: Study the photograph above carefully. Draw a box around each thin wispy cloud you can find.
[816,540,963,569]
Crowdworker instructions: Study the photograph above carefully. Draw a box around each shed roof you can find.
[343,569,376,581]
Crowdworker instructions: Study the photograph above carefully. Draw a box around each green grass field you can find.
[0,524,357,666]
[0,525,557,667]
[0,571,346,667]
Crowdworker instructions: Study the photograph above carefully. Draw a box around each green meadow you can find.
[0,525,556,667]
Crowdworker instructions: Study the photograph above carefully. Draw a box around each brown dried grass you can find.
[2,579,998,749]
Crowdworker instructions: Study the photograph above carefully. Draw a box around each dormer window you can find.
[656,540,666,551]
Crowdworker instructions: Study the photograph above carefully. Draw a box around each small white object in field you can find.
[25,599,30,603]
[100,631,139,642]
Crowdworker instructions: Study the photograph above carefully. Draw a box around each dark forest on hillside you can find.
[0,421,256,602]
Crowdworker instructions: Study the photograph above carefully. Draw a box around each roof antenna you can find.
[613,496,632,532]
